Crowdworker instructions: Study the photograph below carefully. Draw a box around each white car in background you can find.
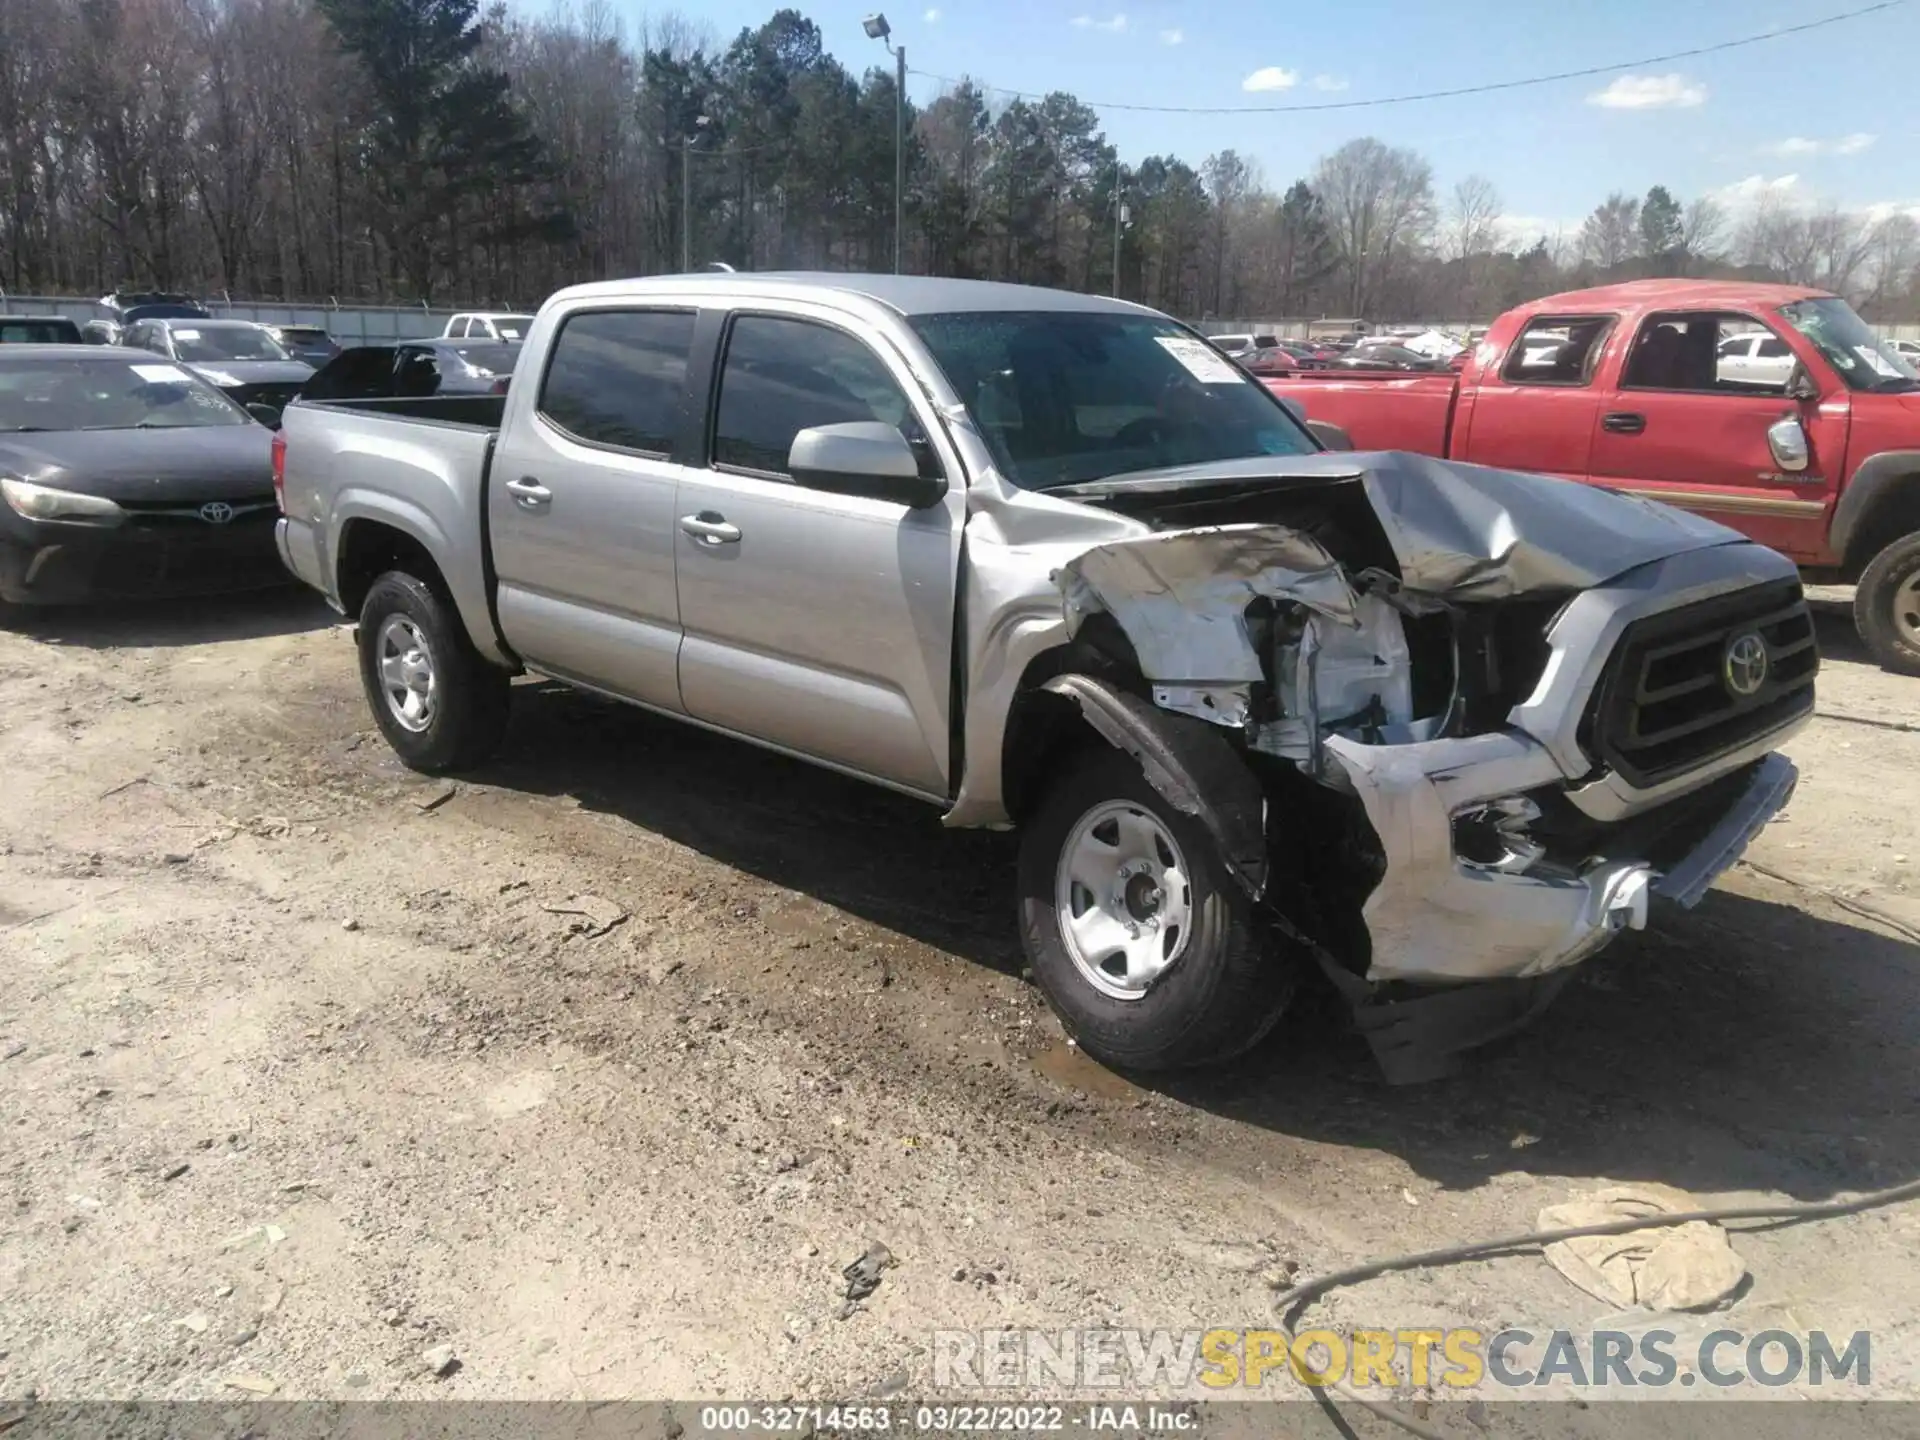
[441,312,537,343]
[1716,331,1796,388]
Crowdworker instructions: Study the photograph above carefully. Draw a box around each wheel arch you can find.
[1833,453,1920,580]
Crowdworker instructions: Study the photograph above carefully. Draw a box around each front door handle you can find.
[1602,412,1646,435]
[680,512,742,546]
[504,476,552,507]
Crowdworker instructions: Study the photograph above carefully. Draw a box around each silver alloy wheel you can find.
[1895,569,1920,647]
[1054,799,1194,1000]
[376,615,438,733]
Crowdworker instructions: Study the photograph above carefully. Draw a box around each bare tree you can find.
[1445,175,1504,262]
[1863,212,1920,315]
[1578,192,1641,271]
[1312,137,1435,317]
[1679,194,1726,274]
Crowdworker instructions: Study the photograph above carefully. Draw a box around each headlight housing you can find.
[0,477,127,526]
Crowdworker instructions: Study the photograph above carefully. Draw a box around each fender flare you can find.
[1831,451,1920,568]
[1038,673,1268,899]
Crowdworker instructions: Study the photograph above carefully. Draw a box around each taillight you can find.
[491,377,509,395]
[271,430,287,511]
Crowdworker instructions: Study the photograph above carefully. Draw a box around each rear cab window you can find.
[710,314,930,481]
[537,309,696,455]
[1500,316,1614,386]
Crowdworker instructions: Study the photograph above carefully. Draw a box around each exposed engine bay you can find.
[1041,451,1811,1073]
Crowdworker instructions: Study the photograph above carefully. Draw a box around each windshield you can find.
[909,311,1317,490]
[0,357,247,431]
[170,325,292,363]
[451,343,519,375]
[1777,297,1917,393]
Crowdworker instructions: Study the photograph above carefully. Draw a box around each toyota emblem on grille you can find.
[199,501,235,525]
[1722,631,1770,697]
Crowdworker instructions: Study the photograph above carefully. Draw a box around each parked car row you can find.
[0,295,532,608]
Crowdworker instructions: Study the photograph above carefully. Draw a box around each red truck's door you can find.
[1455,314,1615,478]
[1584,308,1843,560]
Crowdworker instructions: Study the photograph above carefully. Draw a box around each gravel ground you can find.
[0,587,1915,1421]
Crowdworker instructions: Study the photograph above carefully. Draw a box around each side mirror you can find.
[788,421,947,508]
[245,402,283,429]
[1786,368,1819,403]
[1766,415,1809,473]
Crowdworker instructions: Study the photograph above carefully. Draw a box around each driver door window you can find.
[711,314,927,481]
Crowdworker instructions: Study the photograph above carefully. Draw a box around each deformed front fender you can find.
[1039,673,1269,899]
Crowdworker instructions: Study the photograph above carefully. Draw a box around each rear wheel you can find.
[357,571,510,772]
[1017,747,1296,1071]
[1854,532,1920,676]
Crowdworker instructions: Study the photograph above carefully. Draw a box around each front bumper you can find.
[1324,730,1798,986]
[0,513,289,605]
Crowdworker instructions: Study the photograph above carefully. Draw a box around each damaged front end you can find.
[1050,453,1815,1079]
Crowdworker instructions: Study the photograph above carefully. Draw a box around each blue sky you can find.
[581,0,1920,239]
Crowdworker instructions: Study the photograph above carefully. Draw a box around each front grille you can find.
[119,493,278,528]
[1589,578,1817,788]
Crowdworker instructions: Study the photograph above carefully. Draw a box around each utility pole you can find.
[681,115,710,273]
[864,15,905,274]
[894,42,906,274]
[1112,167,1128,298]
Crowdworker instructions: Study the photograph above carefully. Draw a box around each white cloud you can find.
[1496,214,1576,245]
[1242,66,1299,93]
[1586,73,1707,110]
[923,5,941,20]
[1070,12,1127,31]
[1861,198,1920,224]
[1310,74,1348,92]
[1763,132,1876,158]
[1158,27,1182,45]
[1713,173,1801,205]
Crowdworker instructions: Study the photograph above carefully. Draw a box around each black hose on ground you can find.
[1269,1175,1920,1440]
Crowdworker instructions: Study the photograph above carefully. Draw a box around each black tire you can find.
[357,570,511,772]
[1017,746,1296,1072]
[1853,532,1920,677]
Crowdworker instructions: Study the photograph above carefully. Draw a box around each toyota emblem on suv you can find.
[1722,631,1769,697]
[199,501,235,525]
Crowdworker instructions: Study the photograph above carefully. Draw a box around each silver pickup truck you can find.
[275,274,1815,1081]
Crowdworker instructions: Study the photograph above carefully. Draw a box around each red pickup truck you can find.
[1265,280,1920,673]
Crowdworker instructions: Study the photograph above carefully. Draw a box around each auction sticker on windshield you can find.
[130,364,192,384]
[1157,336,1243,384]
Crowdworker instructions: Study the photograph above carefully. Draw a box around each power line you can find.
[906,0,1904,115]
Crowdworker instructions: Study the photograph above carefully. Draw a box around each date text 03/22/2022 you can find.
[694,1406,1192,1433]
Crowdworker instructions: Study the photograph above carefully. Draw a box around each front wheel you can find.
[357,570,511,772]
[1017,747,1296,1071]
[1853,532,1920,676]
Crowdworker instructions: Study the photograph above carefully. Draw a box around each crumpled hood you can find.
[0,426,275,502]
[182,359,314,388]
[1057,449,1744,599]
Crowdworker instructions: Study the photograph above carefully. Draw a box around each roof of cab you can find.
[550,271,1157,318]
[1523,278,1834,314]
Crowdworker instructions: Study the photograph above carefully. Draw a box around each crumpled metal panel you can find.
[1056,524,1359,682]
[1355,450,1740,599]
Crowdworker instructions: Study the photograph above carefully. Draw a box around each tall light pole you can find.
[680,114,710,273]
[863,14,903,273]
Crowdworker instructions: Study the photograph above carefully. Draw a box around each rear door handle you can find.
[504,476,551,507]
[1602,412,1646,434]
[680,512,741,545]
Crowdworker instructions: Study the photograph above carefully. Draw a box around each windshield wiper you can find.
[0,425,53,432]
[1873,377,1920,394]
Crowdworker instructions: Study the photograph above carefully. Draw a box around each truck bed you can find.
[1262,371,1460,455]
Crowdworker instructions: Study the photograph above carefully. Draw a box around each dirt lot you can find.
[0,587,1916,1416]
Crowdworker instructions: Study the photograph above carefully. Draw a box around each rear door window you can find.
[537,309,696,455]
[1626,312,1791,394]
[1501,316,1613,385]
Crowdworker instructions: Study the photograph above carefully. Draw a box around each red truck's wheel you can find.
[1854,533,1920,677]
[1017,747,1296,1071]
[357,571,512,772]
